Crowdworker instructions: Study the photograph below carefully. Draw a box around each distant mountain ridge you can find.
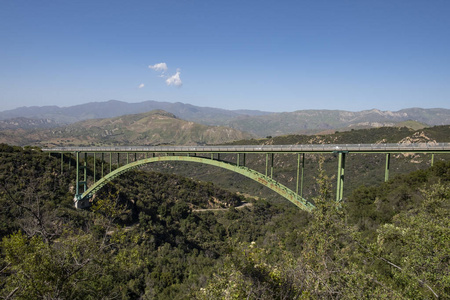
[0,100,449,137]
[0,110,254,147]
[0,100,272,125]
[228,108,450,136]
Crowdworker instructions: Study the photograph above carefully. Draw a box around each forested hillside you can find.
[196,160,449,299]
[0,125,449,299]
[0,144,259,298]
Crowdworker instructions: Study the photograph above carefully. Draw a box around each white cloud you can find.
[165,70,182,87]
[147,63,183,87]
[148,62,168,72]
[138,83,145,88]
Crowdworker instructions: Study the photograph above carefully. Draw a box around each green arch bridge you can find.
[43,143,450,211]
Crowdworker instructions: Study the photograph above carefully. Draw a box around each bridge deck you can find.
[43,143,450,154]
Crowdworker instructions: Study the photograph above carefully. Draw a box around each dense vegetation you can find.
[0,144,251,298]
[0,130,449,299]
[196,159,449,299]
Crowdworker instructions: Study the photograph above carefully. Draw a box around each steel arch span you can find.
[74,155,315,212]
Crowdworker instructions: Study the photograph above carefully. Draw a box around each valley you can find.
[3,1,449,298]
[0,108,449,299]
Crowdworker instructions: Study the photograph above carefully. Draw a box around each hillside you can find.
[227,108,450,136]
[0,144,256,298]
[1,100,449,137]
[0,143,448,299]
[247,124,450,145]
[0,117,59,129]
[0,110,254,147]
[197,162,450,299]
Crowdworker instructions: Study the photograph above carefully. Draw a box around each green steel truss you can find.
[43,143,450,211]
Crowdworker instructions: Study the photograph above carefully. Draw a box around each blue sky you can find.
[1,0,449,112]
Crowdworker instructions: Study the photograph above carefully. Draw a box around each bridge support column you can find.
[296,153,305,197]
[265,153,269,176]
[385,153,391,182]
[431,154,435,166]
[74,152,90,208]
[76,152,79,196]
[93,153,96,183]
[336,152,346,202]
[271,153,274,178]
[83,153,87,192]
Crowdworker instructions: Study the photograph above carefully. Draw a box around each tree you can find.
[0,188,131,299]
[374,182,449,299]
[1,230,118,299]
[194,157,404,299]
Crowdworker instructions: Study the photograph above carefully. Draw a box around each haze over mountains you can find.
[0,100,270,125]
[0,100,449,137]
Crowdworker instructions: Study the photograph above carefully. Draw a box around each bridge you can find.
[43,143,450,211]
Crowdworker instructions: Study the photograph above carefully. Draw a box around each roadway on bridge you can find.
[43,143,450,154]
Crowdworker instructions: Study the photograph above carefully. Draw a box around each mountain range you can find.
[1,100,449,137]
[0,110,253,147]
[0,100,270,126]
